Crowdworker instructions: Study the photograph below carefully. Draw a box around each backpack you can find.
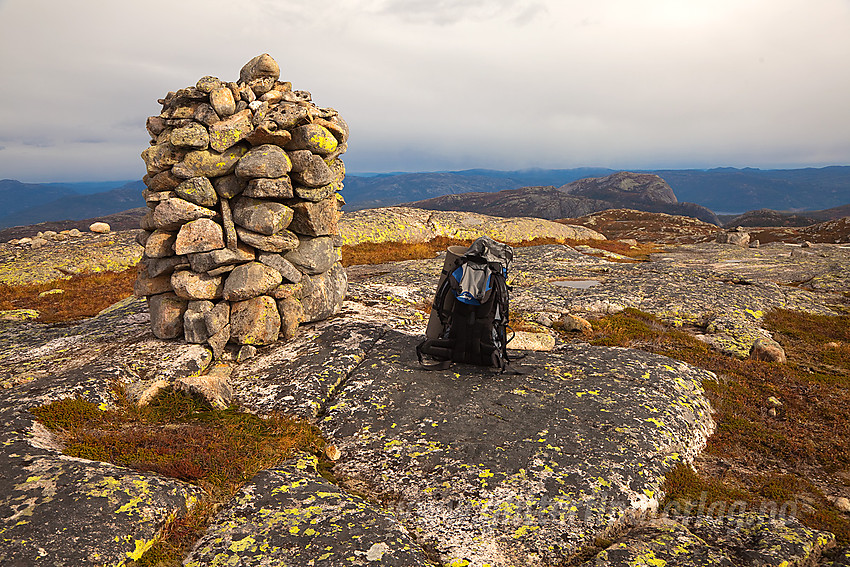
[416,236,515,371]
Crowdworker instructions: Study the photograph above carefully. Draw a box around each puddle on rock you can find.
[552,280,601,289]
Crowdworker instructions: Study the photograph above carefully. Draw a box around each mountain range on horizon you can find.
[1,165,849,230]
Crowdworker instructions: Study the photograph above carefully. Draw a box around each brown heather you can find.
[559,307,850,544]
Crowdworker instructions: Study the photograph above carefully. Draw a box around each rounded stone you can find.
[285,124,339,155]
[232,196,293,236]
[210,86,237,117]
[196,75,222,94]
[144,230,177,258]
[235,144,292,179]
[170,122,210,149]
[284,235,337,276]
[175,177,218,207]
[148,292,187,339]
[239,53,280,84]
[230,295,281,345]
[174,218,225,255]
[171,270,224,300]
[223,261,283,302]
[89,222,111,234]
[290,154,334,188]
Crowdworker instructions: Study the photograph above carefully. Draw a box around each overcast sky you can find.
[1,0,848,182]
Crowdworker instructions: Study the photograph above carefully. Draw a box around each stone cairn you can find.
[136,54,348,358]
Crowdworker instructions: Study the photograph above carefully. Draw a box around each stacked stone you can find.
[135,54,348,357]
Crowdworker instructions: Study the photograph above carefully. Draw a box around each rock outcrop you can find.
[2,236,847,565]
[137,54,348,352]
[338,206,605,246]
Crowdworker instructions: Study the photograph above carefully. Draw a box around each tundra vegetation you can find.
[5,235,848,564]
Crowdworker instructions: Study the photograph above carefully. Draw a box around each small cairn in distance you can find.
[136,54,348,358]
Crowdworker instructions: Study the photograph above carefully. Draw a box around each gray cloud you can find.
[375,0,547,25]
[0,0,848,182]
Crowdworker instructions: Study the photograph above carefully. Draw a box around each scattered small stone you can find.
[834,496,850,513]
[749,337,786,363]
[508,331,555,351]
[89,222,111,233]
[68,228,83,237]
[556,313,593,333]
[325,444,342,461]
[237,345,258,362]
[801,241,812,248]
[767,396,782,408]
[37,288,64,298]
[29,238,48,249]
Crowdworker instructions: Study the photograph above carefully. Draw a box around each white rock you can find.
[89,222,111,233]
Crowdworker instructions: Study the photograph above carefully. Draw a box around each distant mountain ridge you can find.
[405,172,722,225]
[1,165,848,229]
[0,181,145,229]
[344,166,850,213]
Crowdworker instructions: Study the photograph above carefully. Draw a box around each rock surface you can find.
[338,206,605,246]
[1,230,848,565]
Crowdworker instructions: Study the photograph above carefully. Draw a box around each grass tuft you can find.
[341,236,662,267]
[0,266,138,323]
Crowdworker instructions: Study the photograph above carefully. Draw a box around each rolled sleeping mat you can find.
[425,245,469,339]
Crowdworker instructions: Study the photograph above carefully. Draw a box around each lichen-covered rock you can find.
[285,124,339,155]
[209,109,253,152]
[277,296,305,340]
[172,144,248,179]
[300,261,347,322]
[321,338,716,566]
[232,196,293,236]
[174,176,218,207]
[184,300,214,343]
[289,196,340,237]
[170,122,210,149]
[290,152,334,187]
[258,251,302,283]
[171,269,224,300]
[185,455,430,566]
[144,229,177,258]
[235,226,299,253]
[284,235,336,275]
[222,262,283,302]
[239,53,280,84]
[338,206,605,246]
[151,198,217,231]
[174,218,224,255]
[212,174,246,199]
[148,292,187,339]
[585,514,834,567]
[187,244,255,274]
[235,143,292,179]
[243,176,293,199]
[230,295,280,345]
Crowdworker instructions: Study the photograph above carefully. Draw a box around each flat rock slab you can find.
[185,455,431,566]
[318,330,715,566]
